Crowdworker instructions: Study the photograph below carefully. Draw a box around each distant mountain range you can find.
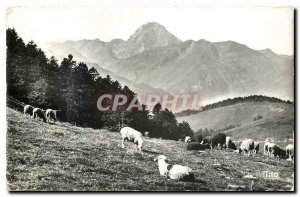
[42,22,294,107]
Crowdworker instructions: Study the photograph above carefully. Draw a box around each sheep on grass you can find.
[211,133,226,149]
[120,127,143,152]
[24,105,34,117]
[154,155,195,181]
[32,108,47,123]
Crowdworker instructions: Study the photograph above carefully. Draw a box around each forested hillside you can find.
[6,28,193,140]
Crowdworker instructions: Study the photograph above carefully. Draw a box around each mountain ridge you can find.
[42,22,294,104]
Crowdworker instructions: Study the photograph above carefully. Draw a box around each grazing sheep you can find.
[154,155,195,181]
[264,137,274,156]
[32,108,46,122]
[178,139,183,142]
[187,142,211,151]
[238,139,254,156]
[264,138,273,155]
[212,133,226,149]
[266,143,277,157]
[24,105,34,117]
[45,109,57,123]
[120,127,143,152]
[277,147,288,159]
[225,137,231,149]
[185,136,191,143]
[267,143,286,158]
[201,136,212,145]
[225,136,237,150]
[252,141,259,154]
[286,144,294,160]
[144,131,149,137]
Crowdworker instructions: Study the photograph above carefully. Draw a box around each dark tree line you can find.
[202,95,293,112]
[6,28,193,140]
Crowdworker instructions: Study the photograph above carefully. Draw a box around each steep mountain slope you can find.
[113,22,181,59]
[110,39,294,102]
[176,102,294,140]
[43,22,181,67]
[86,62,171,97]
[42,22,294,104]
[43,39,122,68]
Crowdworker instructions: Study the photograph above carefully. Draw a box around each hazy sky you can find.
[6,6,294,55]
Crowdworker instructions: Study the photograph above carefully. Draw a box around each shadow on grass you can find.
[142,149,163,155]
[192,179,207,184]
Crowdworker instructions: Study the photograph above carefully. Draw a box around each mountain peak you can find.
[132,22,180,41]
[260,48,275,54]
[115,22,181,58]
[140,22,165,28]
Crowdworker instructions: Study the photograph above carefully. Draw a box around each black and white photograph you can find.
[5,2,295,192]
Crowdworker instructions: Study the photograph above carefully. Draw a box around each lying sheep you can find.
[24,105,34,117]
[32,108,46,122]
[154,155,195,181]
[185,136,191,143]
[187,142,211,151]
[120,127,143,152]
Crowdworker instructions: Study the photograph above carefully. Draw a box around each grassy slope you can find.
[177,102,294,141]
[7,108,294,191]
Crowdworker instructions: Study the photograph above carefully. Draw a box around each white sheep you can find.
[45,109,57,123]
[252,141,259,155]
[286,144,294,160]
[185,136,191,143]
[120,127,143,152]
[264,138,273,156]
[32,108,47,123]
[225,137,230,149]
[238,139,254,156]
[24,105,34,117]
[154,155,195,181]
[266,142,277,157]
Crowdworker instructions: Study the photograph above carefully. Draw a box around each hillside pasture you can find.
[177,102,294,141]
[7,108,294,191]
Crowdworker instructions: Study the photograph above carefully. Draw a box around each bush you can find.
[187,142,211,151]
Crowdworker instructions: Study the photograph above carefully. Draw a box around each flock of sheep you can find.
[182,134,294,160]
[23,104,58,123]
[22,104,294,183]
[120,126,294,182]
